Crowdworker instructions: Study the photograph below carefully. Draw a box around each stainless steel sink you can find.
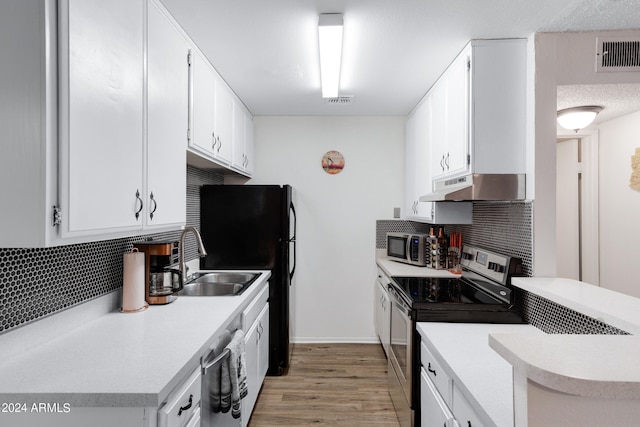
[178,272,260,296]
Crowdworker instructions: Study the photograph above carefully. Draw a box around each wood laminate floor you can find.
[248,343,400,427]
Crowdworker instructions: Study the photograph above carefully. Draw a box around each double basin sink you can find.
[177,271,260,297]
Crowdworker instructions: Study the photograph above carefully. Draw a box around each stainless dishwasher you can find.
[201,317,242,427]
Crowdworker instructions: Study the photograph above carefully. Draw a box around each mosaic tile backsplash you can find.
[376,201,533,275]
[0,166,223,334]
[376,201,628,335]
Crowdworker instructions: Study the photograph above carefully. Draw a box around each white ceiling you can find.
[160,0,640,117]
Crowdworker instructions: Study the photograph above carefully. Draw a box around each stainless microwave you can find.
[386,232,428,266]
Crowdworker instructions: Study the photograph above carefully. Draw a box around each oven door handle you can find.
[391,299,411,316]
[389,289,411,315]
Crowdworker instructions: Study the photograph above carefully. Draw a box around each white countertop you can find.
[376,250,461,279]
[417,322,542,427]
[0,270,270,408]
[490,333,640,400]
[489,277,640,401]
[512,277,640,335]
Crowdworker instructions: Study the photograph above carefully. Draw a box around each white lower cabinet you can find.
[242,284,270,427]
[374,269,390,358]
[158,368,202,427]
[421,368,458,427]
[420,335,487,427]
[453,385,485,427]
[243,303,269,427]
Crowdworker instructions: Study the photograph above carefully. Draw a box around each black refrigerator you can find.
[200,184,296,376]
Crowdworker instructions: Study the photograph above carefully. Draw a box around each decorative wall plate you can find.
[321,150,345,174]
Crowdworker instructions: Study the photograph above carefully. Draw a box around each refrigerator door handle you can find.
[289,202,296,281]
[290,201,297,241]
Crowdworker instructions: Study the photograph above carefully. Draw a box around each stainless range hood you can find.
[419,174,526,202]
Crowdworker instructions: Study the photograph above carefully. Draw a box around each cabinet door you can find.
[214,78,234,164]
[242,302,268,427]
[413,96,434,220]
[243,317,259,427]
[403,112,418,219]
[60,0,144,236]
[453,384,486,427]
[244,114,254,175]
[375,278,390,358]
[421,368,456,427]
[430,83,448,179]
[147,0,187,229]
[232,102,247,172]
[232,103,254,176]
[444,51,470,178]
[257,304,270,384]
[190,51,217,157]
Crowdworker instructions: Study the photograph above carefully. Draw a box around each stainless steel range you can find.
[387,244,524,427]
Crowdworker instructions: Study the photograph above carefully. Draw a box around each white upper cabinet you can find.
[405,97,435,221]
[0,0,190,247]
[213,78,234,164]
[405,94,472,224]
[187,47,254,177]
[469,39,527,175]
[146,0,188,230]
[430,52,469,180]
[190,50,219,161]
[0,0,58,247]
[59,0,145,238]
[232,101,254,176]
[428,39,527,181]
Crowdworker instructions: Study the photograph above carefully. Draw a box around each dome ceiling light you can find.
[557,106,603,132]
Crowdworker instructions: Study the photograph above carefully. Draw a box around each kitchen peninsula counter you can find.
[489,277,640,426]
[0,269,271,408]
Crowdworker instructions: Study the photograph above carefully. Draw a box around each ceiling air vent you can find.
[596,37,640,72]
[324,95,353,105]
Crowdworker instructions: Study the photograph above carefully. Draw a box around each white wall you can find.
[598,111,640,297]
[250,116,405,342]
[533,30,640,277]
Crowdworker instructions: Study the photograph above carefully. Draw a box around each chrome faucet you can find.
[179,226,208,284]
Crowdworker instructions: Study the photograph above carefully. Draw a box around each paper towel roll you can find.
[122,248,147,313]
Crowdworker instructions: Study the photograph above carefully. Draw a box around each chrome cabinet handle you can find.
[445,152,450,170]
[149,192,157,220]
[134,190,143,220]
[178,394,193,416]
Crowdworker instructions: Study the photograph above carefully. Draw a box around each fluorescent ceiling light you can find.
[557,106,603,132]
[318,13,343,98]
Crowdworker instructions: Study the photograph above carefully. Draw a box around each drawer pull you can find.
[178,394,193,416]
[427,362,437,376]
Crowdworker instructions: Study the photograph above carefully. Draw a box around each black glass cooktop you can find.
[391,276,504,305]
[390,276,523,323]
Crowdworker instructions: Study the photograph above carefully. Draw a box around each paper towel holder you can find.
[121,247,149,313]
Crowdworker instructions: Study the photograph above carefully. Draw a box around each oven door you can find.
[388,285,414,426]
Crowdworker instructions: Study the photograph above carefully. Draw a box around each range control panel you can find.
[460,244,523,285]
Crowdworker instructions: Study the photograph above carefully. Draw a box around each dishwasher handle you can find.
[202,348,230,375]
